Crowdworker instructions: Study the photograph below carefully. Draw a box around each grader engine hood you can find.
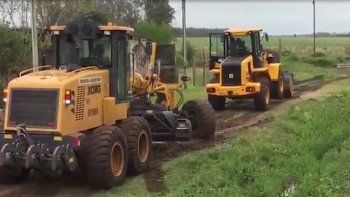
[4,69,109,134]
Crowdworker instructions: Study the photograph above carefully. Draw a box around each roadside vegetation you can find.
[166,89,350,196]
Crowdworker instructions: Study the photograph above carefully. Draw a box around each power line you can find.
[30,0,38,70]
[182,0,187,89]
[313,0,316,54]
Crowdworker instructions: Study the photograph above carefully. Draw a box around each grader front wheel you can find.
[119,116,152,175]
[86,126,128,189]
[181,100,216,140]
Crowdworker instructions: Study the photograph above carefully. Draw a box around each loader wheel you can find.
[86,126,128,189]
[182,100,216,140]
[254,77,271,111]
[208,94,226,111]
[0,166,30,184]
[119,116,152,175]
[271,71,284,99]
[283,74,294,98]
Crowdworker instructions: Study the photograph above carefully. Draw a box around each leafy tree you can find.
[144,0,174,25]
[135,21,174,44]
[0,24,31,81]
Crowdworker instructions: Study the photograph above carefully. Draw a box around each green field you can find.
[176,36,350,55]
[166,88,350,196]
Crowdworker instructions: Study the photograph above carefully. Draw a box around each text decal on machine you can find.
[79,76,102,85]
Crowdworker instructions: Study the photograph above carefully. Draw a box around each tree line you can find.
[0,0,175,86]
[173,27,224,37]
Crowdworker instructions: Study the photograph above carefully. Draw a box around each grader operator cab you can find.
[0,21,216,189]
[206,28,293,111]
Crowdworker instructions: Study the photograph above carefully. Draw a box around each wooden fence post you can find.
[278,38,282,61]
[202,48,206,86]
[193,55,196,87]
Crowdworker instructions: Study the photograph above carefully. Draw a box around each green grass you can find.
[92,177,154,197]
[181,85,207,104]
[166,89,350,196]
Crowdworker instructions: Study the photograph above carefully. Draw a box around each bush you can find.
[311,52,326,57]
[282,50,298,62]
[302,56,339,67]
[134,21,174,44]
[345,47,350,56]
[176,41,196,68]
[0,24,31,79]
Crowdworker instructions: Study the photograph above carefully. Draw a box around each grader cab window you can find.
[57,33,112,67]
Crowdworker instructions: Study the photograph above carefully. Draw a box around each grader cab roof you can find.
[224,27,262,36]
[50,22,134,33]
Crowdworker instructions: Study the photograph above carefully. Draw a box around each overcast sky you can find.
[169,1,350,35]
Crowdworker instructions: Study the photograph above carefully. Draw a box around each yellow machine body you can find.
[3,23,181,136]
[206,27,281,98]
[4,67,128,136]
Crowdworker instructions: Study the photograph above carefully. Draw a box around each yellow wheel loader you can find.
[0,21,216,189]
[206,28,293,111]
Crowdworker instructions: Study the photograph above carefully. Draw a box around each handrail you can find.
[19,65,53,76]
[68,66,99,74]
[19,65,99,77]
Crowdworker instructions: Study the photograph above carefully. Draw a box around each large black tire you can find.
[119,116,152,175]
[155,93,166,104]
[283,74,294,98]
[0,166,30,184]
[271,70,284,99]
[254,77,271,111]
[181,100,216,140]
[86,126,128,189]
[208,94,226,111]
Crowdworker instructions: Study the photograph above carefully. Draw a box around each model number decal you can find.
[79,76,102,85]
[88,108,98,116]
[87,85,101,95]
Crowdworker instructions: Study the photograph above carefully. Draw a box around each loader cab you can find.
[209,28,265,69]
[50,22,133,102]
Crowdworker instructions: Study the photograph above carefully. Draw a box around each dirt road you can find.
[0,71,348,197]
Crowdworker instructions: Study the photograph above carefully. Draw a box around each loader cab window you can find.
[228,35,252,58]
[251,32,262,67]
[210,33,226,60]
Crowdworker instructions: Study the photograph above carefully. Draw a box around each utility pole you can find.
[30,0,39,71]
[313,0,316,54]
[182,0,187,89]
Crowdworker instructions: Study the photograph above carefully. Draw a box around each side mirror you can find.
[181,75,191,82]
[265,33,269,42]
[209,59,216,70]
[145,42,153,55]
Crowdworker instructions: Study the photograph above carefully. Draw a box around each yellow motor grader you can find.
[0,21,216,189]
[206,28,293,111]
